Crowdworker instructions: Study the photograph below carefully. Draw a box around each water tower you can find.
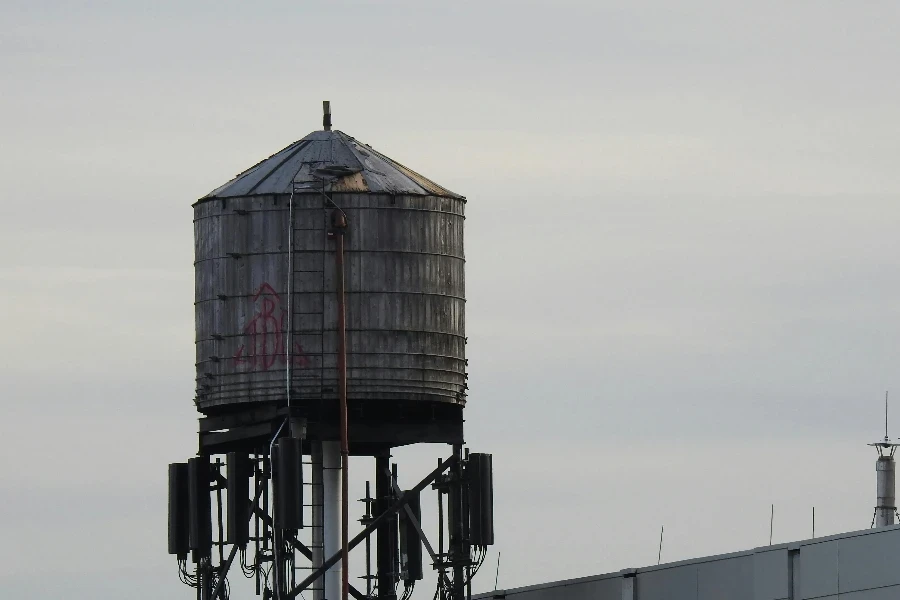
[168,103,494,600]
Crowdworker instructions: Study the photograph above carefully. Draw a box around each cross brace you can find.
[284,455,457,599]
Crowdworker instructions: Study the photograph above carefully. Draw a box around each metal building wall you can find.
[477,526,900,600]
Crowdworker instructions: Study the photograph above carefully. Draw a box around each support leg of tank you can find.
[448,444,465,600]
[376,451,397,599]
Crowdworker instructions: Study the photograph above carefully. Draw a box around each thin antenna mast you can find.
[769,504,774,545]
[494,551,501,592]
[657,526,664,565]
[869,391,898,528]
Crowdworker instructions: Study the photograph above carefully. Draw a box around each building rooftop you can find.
[477,524,900,600]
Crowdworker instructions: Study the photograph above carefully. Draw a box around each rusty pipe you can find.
[331,209,350,600]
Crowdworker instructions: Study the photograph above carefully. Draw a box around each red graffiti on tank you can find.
[233,283,309,370]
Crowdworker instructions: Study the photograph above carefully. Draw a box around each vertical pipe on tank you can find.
[311,444,325,600]
[199,563,208,600]
[449,444,465,600]
[332,209,350,600]
[323,441,343,599]
[285,186,295,419]
[875,455,896,527]
[463,450,471,600]
[364,481,373,597]
[376,452,397,599]
[437,463,444,570]
[255,455,261,596]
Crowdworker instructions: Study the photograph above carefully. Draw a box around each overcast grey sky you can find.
[3,1,900,598]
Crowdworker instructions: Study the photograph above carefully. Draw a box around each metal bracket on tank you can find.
[327,206,348,239]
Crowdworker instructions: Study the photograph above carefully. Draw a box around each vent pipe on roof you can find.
[869,392,898,528]
[323,100,332,131]
[875,456,895,527]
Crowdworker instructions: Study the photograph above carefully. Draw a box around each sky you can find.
[2,0,900,598]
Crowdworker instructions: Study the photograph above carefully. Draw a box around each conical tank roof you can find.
[202,130,463,201]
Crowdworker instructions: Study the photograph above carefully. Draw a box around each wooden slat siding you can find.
[195,192,466,412]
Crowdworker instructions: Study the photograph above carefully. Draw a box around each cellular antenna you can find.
[868,391,899,528]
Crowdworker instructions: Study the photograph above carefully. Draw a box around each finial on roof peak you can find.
[323,100,332,131]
